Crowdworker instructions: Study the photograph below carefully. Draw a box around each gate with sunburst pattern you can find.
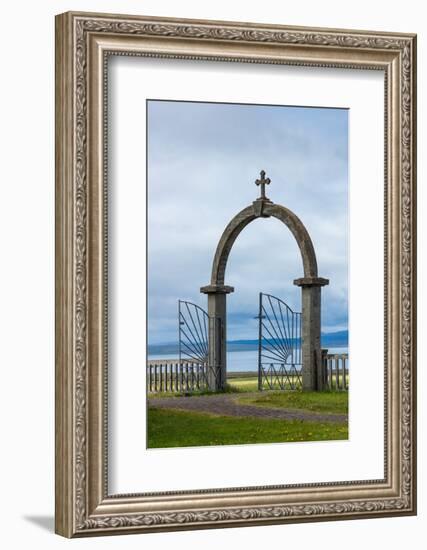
[178,300,222,390]
[258,292,302,391]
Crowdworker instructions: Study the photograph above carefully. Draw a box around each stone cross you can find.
[255,170,271,200]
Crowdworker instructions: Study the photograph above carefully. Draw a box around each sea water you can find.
[148,347,348,373]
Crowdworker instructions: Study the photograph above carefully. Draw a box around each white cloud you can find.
[148,101,348,343]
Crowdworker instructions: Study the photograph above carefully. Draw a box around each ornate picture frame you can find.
[55,11,417,537]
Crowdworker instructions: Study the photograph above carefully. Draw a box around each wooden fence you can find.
[146,361,219,393]
[146,353,349,393]
[323,353,349,391]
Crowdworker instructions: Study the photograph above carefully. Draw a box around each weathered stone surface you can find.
[204,292,227,391]
[201,197,328,391]
[200,284,234,294]
[294,277,329,287]
[294,277,329,390]
[199,286,233,390]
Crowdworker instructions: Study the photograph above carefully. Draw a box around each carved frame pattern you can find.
[55,11,416,537]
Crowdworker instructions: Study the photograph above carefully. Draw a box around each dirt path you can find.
[148,393,347,423]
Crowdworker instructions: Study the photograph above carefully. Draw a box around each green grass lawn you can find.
[226,377,258,392]
[147,380,348,448]
[147,408,348,448]
[236,390,348,415]
[148,376,259,398]
[227,376,349,393]
[148,376,348,398]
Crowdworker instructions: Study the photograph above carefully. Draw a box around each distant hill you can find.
[321,330,348,348]
[148,330,348,355]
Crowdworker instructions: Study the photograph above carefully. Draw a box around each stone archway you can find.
[200,171,329,392]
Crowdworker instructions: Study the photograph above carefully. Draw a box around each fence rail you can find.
[146,362,220,393]
[323,353,349,391]
[147,353,349,393]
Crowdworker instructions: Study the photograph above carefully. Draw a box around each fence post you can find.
[342,357,347,390]
[320,349,328,390]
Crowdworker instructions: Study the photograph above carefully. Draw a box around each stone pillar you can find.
[200,284,234,391]
[293,277,329,391]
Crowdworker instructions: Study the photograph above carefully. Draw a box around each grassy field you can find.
[147,385,348,448]
[147,408,348,448]
[236,390,348,415]
[227,376,348,393]
[148,375,349,398]
[147,376,259,398]
[226,376,258,392]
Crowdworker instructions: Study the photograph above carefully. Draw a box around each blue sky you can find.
[147,100,348,344]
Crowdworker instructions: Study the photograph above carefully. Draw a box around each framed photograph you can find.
[55,11,417,537]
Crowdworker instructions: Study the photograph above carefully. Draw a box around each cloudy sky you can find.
[147,100,348,344]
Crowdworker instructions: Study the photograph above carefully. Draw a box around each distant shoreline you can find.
[149,330,348,355]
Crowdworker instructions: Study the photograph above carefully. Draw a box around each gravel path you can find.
[148,393,347,424]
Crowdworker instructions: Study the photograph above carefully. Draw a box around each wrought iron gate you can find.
[178,300,209,364]
[178,300,222,390]
[258,292,302,390]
